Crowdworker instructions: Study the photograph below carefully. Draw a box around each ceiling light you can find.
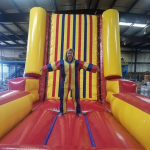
[133,23,147,27]
[119,22,132,26]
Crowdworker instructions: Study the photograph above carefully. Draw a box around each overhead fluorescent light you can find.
[133,23,147,27]
[119,22,147,28]
[119,22,132,26]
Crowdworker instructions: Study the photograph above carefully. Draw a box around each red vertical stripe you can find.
[89,15,93,98]
[41,14,50,100]
[78,15,81,98]
[97,15,100,101]
[67,15,71,49]
[46,14,51,99]
[100,15,107,102]
[68,65,71,92]
[52,14,59,97]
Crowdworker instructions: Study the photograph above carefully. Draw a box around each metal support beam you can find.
[10,0,23,13]
[94,0,100,9]
[15,62,17,78]
[1,10,150,23]
[0,13,29,22]
[53,0,57,11]
[33,0,38,6]
[1,41,11,45]
[121,51,150,53]
[134,49,137,72]
[1,63,3,81]
[88,0,92,9]
[136,43,145,47]
[121,35,150,43]
[0,32,20,44]
[13,23,27,35]
[9,65,10,78]
[74,0,76,10]
[0,35,27,42]
[121,23,134,35]
[109,0,117,8]
[126,0,140,12]
[140,44,150,50]
[0,4,27,43]
[0,23,27,44]
[0,44,26,48]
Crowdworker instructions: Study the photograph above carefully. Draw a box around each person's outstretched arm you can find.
[40,61,61,73]
[76,60,100,73]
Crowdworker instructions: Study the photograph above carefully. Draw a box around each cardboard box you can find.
[144,75,150,81]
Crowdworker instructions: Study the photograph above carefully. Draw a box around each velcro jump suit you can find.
[42,59,98,114]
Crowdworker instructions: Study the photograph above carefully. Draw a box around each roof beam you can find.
[0,32,26,48]
[121,35,150,43]
[121,51,150,53]
[0,32,20,44]
[0,4,27,40]
[121,0,141,35]
[0,44,26,48]
[0,13,29,22]
[0,41,11,45]
[74,0,76,10]
[88,0,92,9]
[0,35,27,41]
[126,0,140,12]
[10,0,23,13]
[94,0,100,9]
[109,0,117,9]
[33,0,38,6]
[0,23,27,44]
[140,44,150,49]
[120,23,134,35]
[53,0,57,11]
[0,10,150,23]
[13,23,27,35]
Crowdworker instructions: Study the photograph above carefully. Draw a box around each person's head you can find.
[65,48,75,60]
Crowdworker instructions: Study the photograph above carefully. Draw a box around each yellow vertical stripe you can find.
[63,61,69,113]
[55,14,62,97]
[92,16,97,99]
[70,15,73,48]
[80,14,84,99]
[71,60,76,109]
[75,15,79,59]
[63,14,68,58]
[86,15,90,98]
[68,15,74,99]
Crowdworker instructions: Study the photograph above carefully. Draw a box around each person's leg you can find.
[59,87,69,114]
[72,87,81,114]
[72,88,77,113]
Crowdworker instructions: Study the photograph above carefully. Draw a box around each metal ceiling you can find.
[0,0,150,52]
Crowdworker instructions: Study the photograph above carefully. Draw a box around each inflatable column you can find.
[25,7,46,77]
[102,9,122,79]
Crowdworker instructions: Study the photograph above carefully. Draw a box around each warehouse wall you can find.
[0,48,26,60]
[121,50,150,72]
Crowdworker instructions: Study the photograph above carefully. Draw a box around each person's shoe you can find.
[76,113,82,116]
[58,112,63,116]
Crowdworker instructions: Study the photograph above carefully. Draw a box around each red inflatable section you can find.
[0,110,144,149]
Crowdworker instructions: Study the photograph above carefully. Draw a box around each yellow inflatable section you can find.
[111,95,150,149]
[102,9,122,78]
[0,94,32,139]
[25,7,46,76]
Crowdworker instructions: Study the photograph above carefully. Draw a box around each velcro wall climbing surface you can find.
[46,14,98,100]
